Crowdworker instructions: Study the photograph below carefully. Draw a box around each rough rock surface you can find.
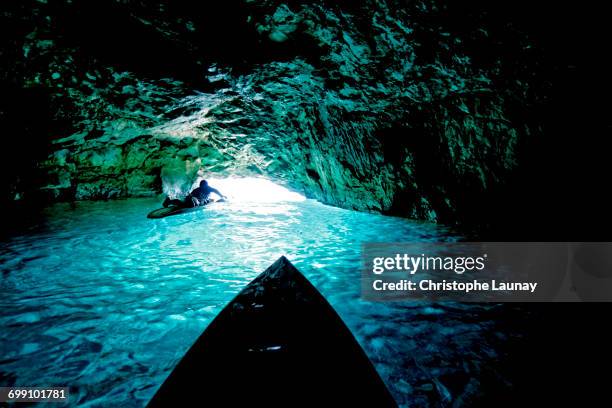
[2,0,553,227]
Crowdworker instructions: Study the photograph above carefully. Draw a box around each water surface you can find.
[0,195,523,407]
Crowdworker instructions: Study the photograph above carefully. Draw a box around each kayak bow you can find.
[148,256,397,407]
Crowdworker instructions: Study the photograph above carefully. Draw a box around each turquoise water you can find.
[0,196,521,407]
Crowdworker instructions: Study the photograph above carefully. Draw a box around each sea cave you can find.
[1,1,610,407]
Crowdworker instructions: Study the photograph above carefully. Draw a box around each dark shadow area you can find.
[497,304,612,407]
[483,0,611,240]
[382,0,610,240]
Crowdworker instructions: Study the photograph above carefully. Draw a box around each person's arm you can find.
[209,187,226,199]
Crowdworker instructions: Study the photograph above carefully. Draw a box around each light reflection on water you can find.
[0,197,516,407]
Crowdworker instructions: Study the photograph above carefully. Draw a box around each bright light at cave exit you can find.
[206,177,306,203]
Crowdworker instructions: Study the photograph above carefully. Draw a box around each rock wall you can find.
[2,0,553,228]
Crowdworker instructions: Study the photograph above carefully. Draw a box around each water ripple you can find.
[0,197,525,407]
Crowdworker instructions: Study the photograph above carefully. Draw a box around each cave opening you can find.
[204,176,305,203]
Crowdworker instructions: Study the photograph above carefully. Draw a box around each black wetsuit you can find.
[189,185,222,205]
[166,185,222,208]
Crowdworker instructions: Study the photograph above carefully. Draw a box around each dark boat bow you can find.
[148,256,397,407]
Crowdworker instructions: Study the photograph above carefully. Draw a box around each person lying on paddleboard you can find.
[163,179,227,208]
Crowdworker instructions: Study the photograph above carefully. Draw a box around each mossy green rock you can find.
[3,0,542,225]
